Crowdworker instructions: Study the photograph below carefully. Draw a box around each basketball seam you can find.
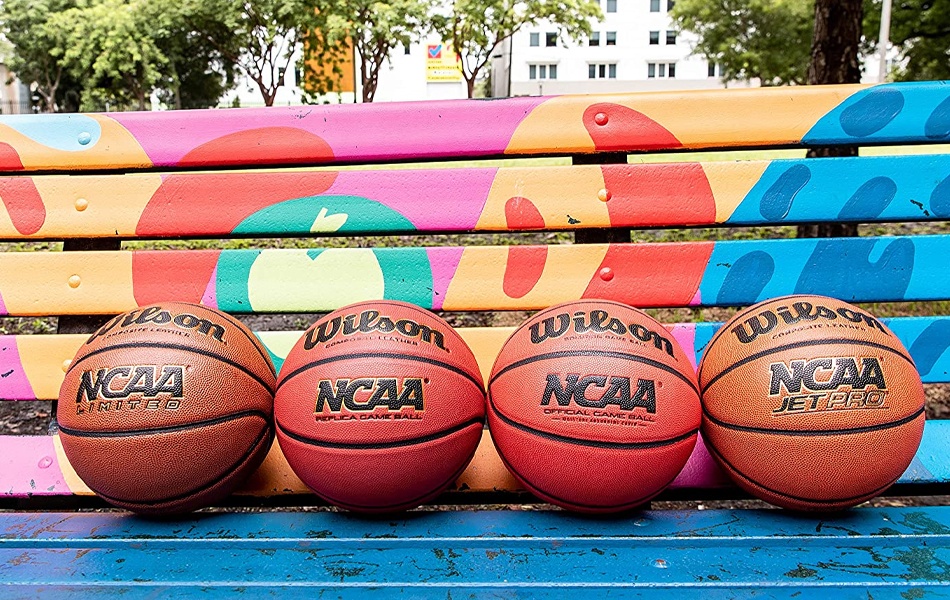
[701,406,925,437]
[489,349,699,396]
[275,416,484,450]
[312,443,479,511]
[495,444,680,511]
[175,301,277,378]
[701,337,916,394]
[704,435,903,506]
[66,341,275,394]
[58,410,270,438]
[88,422,273,509]
[487,393,698,450]
[276,351,484,392]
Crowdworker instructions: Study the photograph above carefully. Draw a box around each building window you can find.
[606,31,617,45]
[589,31,600,46]
[648,62,677,78]
[606,0,617,11]
[650,0,660,12]
[649,31,659,45]
[590,63,617,79]
[668,0,675,10]
[666,31,676,45]
[545,32,557,46]
[708,62,719,77]
[531,64,558,80]
[530,32,539,47]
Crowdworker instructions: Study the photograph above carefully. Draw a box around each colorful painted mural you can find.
[0,83,948,173]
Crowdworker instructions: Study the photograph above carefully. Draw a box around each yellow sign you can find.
[426,44,463,82]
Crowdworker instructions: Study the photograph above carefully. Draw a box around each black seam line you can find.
[313,445,478,511]
[58,410,270,438]
[275,416,484,450]
[66,341,275,395]
[701,338,916,394]
[702,406,925,437]
[495,441,681,511]
[276,352,484,392]
[90,424,273,508]
[175,301,277,378]
[705,437,902,505]
[489,349,699,396]
[488,393,698,450]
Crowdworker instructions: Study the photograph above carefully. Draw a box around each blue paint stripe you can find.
[2,508,950,592]
[698,235,950,306]
[727,154,950,224]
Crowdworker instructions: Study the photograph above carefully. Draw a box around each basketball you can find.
[698,295,925,511]
[487,300,701,513]
[56,302,276,515]
[274,301,486,512]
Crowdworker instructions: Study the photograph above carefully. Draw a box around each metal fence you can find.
[0,100,33,114]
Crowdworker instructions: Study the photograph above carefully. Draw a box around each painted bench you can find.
[2,82,950,596]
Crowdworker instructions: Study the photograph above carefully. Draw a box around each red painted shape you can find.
[583,103,682,152]
[503,246,548,299]
[0,178,46,235]
[601,163,716,227]
[179,127,334,168]
[132,250,221,306]
[505,196,545,230]
[137,171,337,236]
[583,242,714,307]
[0,143,24,171]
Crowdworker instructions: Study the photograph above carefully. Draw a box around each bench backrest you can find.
[2,81,950,507]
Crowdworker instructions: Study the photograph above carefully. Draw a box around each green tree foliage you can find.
[436,0,602,98]
[0,0,82,112]
[670,0,814,86]
[865,0,950,81]
[315,0,433,103]
[184,0,324,106]
[49,0,166,111]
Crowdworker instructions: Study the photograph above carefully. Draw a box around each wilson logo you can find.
[315,377,424,413]
[769,357,888,416]
[541,374,657,413]
[530,310,674,357]
[304,310,446,351]
[730,301,886,344]
[89,306,226,344]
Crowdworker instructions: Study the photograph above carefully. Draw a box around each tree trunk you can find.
[465,76,475,99]
[797,0,863,240]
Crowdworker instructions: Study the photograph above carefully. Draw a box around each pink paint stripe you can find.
[0,436,72,496]
[426,247,464,310]
[0,288,6,316]
[669,324,698,372]
[669,434,732,489]
[0,335,35,400]
[201,264,219,308]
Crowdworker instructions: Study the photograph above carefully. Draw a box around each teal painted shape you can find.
[373,247,434,307]
[804,81,950,145]
[4,508,950,595]
[214,250,259,312]
[908,420,947,484]
[728,154,950,224]
[699,235,950,306]
[0,114,101,151]
[232,195,417,235]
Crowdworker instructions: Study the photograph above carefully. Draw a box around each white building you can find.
[493,0,734,97]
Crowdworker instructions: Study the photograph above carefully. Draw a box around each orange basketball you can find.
[57,302,276,515]
[488,300,701,513]
[698,295,925,511]
[274,301,486,512]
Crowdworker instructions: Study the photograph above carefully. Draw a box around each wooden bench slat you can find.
[2,316,947,402]
[1,83,947,172]
[1,235,947,315]
[2,153,950,238]
[2,507,950,593]
[3,418,945,499]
